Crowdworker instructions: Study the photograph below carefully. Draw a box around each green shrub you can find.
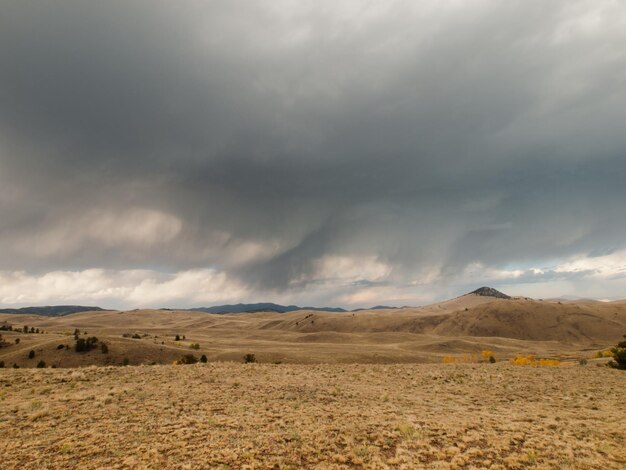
[243,353,256,363]
[190,343,200,350]
[608,335,626,370]
[75,336,98,352]
[177,354,198,365]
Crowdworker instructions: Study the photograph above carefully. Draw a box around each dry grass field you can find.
[1,294,624,368]
[1,362,624,469]
[1,294,625,469]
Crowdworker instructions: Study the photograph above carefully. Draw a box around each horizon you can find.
[0,286,620,312]
[2,2,626,309]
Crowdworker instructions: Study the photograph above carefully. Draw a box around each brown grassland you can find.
[0,294,625,468]
[0,363,624,469]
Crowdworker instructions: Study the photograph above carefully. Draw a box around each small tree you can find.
[15,338,20,344]
[0,361,4,368]
[243,353,256,363]
[28,350,35,359]
[175,334,180,341]
[177,354,198,365]
[123,357,129,366]
[200,354,208,363]
[36,360,46,368]
[101,343,109,354]
[190,343,200,350]
[608,335,626,370]
[57,344,65,350]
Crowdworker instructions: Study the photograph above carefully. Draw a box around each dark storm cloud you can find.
[1,1,626,303]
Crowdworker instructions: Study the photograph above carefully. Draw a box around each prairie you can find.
[0,363,624,469]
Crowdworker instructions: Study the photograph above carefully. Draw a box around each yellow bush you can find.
[510,354,561,367]
[442,354,478,364]
[595,350,614,358]
[481,350,495,362]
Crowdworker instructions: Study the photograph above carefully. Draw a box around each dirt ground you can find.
[0,362,623,469]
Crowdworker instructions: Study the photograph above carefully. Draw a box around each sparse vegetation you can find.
[190,343,200,350]
[177,354,198,365]
[75,336,99,353]
[607,334,626,370]
[510,354,561,366]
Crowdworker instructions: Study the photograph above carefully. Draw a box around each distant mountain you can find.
[189,303,348,314]
[352,305,398,312]
[0,305,107,316]
[468,287,511,299]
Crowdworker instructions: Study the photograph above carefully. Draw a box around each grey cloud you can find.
[1,1,626,304]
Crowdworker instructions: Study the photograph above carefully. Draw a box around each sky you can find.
[1,1,626,309]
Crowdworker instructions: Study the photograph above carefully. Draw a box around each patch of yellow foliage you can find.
[509,354,561,367]
[442,350,496,364]
[442,354,477,364]
[595,350,614,358]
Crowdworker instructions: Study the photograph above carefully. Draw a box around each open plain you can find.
[1,362,624,469]
[0,293,625,468]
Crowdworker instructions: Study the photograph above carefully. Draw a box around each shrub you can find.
[243,353,256,363]
[132,334,141,339]
[101,343,109,354]
[28,350,35,359]
[175,334,180,341]
[579,358,588,366]
[481,350,496,363]
[608,335,626,370]
[442,354,477,364]
[0,361,4,368]
[36,360,46,368]
[75,336,98,353]
[15,338,20,344]
[190,343,200,350]
[510,354,561,367]
[57,344,65,350]
[177,354,198,365]
[13,363,19,368]
[122,357,129,366]
[200,354,208,363]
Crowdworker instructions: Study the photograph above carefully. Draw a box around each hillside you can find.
[1,288,625,368]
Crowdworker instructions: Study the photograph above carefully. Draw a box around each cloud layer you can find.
[1,1,626,307]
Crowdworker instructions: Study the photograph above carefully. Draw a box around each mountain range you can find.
[0,287,510,316]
